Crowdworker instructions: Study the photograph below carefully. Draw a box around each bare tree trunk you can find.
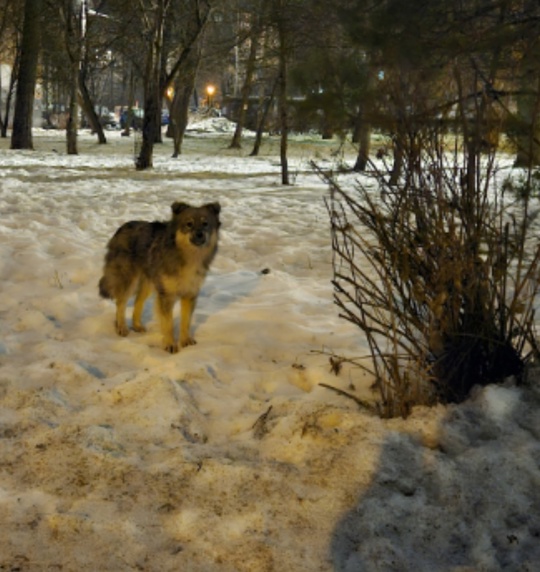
[121,67,137,137]
[136,1,168,171]
[0,0,15,136]
[170,44,201,157]
[66,62,78,155]
[136,81,162,170]
[135,0,211,170]
[388,134,404,186]
[79,70,106,143]
[277,4,289,185]
[78,66,107,145]
[514,73,540,167]
[11,0,42,150]
[170,80,195,157]
[353,114,371,172]
[250,77,277,157]
[229,6,265,149]
[59,0,85,155]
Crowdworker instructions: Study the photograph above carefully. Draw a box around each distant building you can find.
[0,62,43,128]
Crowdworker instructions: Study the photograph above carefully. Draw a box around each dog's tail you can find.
[98,276,112,299]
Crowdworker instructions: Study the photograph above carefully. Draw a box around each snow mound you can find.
[187,115,240,134]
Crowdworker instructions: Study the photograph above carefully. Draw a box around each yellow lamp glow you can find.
[206,84,216,108]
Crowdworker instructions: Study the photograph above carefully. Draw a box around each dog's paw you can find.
[163,342,179,354]
[132,324,147,333]
[115,322,130,337]
[180,337,197,348]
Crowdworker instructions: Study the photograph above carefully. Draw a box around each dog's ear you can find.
[171,202,190,215]
[205,202,221,217]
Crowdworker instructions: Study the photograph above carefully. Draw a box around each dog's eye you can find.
[186,221,194,230]
[201,220,209,228]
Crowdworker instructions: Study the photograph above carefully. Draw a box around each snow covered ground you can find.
[0,126,539,571]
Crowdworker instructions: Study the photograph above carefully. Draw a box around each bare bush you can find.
[320,132,540,418]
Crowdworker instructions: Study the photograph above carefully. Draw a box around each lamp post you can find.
[206,84,216,109]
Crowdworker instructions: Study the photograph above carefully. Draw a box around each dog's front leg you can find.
[115,296,130,337]
[180,297,197,347]
[157,294,178,353]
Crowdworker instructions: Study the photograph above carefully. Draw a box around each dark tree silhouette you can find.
[11,0,42,150]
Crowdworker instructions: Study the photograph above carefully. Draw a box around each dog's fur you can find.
[99,201,220,353]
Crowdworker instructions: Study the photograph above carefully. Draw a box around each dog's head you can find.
[171,201,221,248]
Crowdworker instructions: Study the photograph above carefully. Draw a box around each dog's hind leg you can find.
[132,277,152,332]
[156,294,178,353]
[180,297,197,348]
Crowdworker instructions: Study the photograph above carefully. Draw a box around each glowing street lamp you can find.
[206,84,216,108]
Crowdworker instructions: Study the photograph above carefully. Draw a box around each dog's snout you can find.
[191,229,206,245]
